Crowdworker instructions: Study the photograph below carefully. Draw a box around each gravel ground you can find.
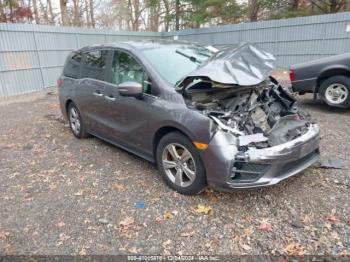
[0,84,350,256]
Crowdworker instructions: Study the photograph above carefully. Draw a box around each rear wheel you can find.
[319,76,350,108]
[156,132,206,195]
[67,103,88,138]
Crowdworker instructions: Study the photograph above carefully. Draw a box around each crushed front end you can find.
[176,43,320,190]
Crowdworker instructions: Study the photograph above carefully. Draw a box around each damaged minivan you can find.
[58,41,320,195]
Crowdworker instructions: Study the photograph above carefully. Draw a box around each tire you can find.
[67,102,89,138]
[319,76,350,108]
[156,132,206,195]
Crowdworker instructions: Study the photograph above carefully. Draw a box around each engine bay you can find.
[183,77,312,148]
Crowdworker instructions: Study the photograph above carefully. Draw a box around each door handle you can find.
[93,91,103,97]
[104,95,116,102]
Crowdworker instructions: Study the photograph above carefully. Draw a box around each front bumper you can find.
[201,124,320,190]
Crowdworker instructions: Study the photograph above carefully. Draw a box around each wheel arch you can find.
[65,99,74,115]
[316,66,350,93]
[152,125,193,165]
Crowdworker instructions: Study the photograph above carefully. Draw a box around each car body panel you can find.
[290,52,350,93]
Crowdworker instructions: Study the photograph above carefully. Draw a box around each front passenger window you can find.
[111,51,151,94]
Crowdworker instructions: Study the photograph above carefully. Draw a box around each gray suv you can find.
[58,41,320,195]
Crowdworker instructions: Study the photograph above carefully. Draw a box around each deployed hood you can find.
[176,43,276,90]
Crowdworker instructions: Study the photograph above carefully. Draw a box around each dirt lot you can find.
[0,85,350,256]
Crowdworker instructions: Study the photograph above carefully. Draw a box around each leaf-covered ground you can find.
[0,86,349,256]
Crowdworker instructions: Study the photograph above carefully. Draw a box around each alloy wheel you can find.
[161,143,196,187]
[69,107,81,135]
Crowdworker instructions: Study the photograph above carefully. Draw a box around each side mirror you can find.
[118,81,143,98]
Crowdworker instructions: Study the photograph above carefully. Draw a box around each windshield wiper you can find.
[175,49,201,64]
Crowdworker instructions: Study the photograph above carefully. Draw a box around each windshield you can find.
[141,44,213,86]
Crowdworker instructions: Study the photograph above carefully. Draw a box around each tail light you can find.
[289,70,295,82]
[57,78,63,88]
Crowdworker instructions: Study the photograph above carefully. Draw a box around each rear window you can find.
[63,52,82,79]
[81,50,108,81]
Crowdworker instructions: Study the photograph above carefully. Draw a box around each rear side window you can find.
[81,50,108,81]
[63,52,82,79]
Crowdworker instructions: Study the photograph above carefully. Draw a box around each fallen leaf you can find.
[240,243,252,251]
[128,247,141,254]
[224,223,235,230]
[56,221,65,228]
[74,190,84,196]
[324,222,332,230]
[162,239,172,250]
[180,231,195,237]
[113,183,126,191]
[302,214,312,224]
[283,242,307,256]
[119,217,138,234]
[243,227,254,237]
[347,218,350,225]
[327,214,338,223]
[243,215,254,223]
[193,204,213,215]
[163,239,171,245]
[163,212,174,220]
[257,219,272,232]
[0,231,10,240]
[56,233,70,246]
[79,247,86,255]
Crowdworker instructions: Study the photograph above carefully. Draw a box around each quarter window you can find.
[81,50,108,81]
[63,51,82,79]
[111,51,152,94]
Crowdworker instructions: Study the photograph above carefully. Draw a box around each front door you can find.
[103,50,156,157]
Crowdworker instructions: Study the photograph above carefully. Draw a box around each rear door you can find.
[75,49,112,135]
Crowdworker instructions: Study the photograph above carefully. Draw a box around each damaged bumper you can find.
[201,124,320,190]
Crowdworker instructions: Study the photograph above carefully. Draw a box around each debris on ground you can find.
[315,158,346,170]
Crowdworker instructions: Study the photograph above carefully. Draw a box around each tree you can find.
[89,0,95,27]
[309,0,348,13]
[0,0,33,22]
[59,0,69,26]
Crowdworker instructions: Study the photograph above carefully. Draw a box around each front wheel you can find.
[156,132,206,195]
[319,76,350,108]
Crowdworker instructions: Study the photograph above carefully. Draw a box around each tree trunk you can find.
[84,0,90,27]
[39,0,49,23]
[60,0,69,26]
[72,0,81,26]
[47,0,54,24]
[175,0,180,31]
[162,0,170,32]
[329,0,337,12]
[149,1,159,31]
[32,0,40,24]
[248,0,259,21]
[89,0,95,28]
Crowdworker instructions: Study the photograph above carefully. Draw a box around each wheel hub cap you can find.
[325,83,348,104]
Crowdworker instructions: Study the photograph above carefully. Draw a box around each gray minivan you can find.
[58,41,320,195]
